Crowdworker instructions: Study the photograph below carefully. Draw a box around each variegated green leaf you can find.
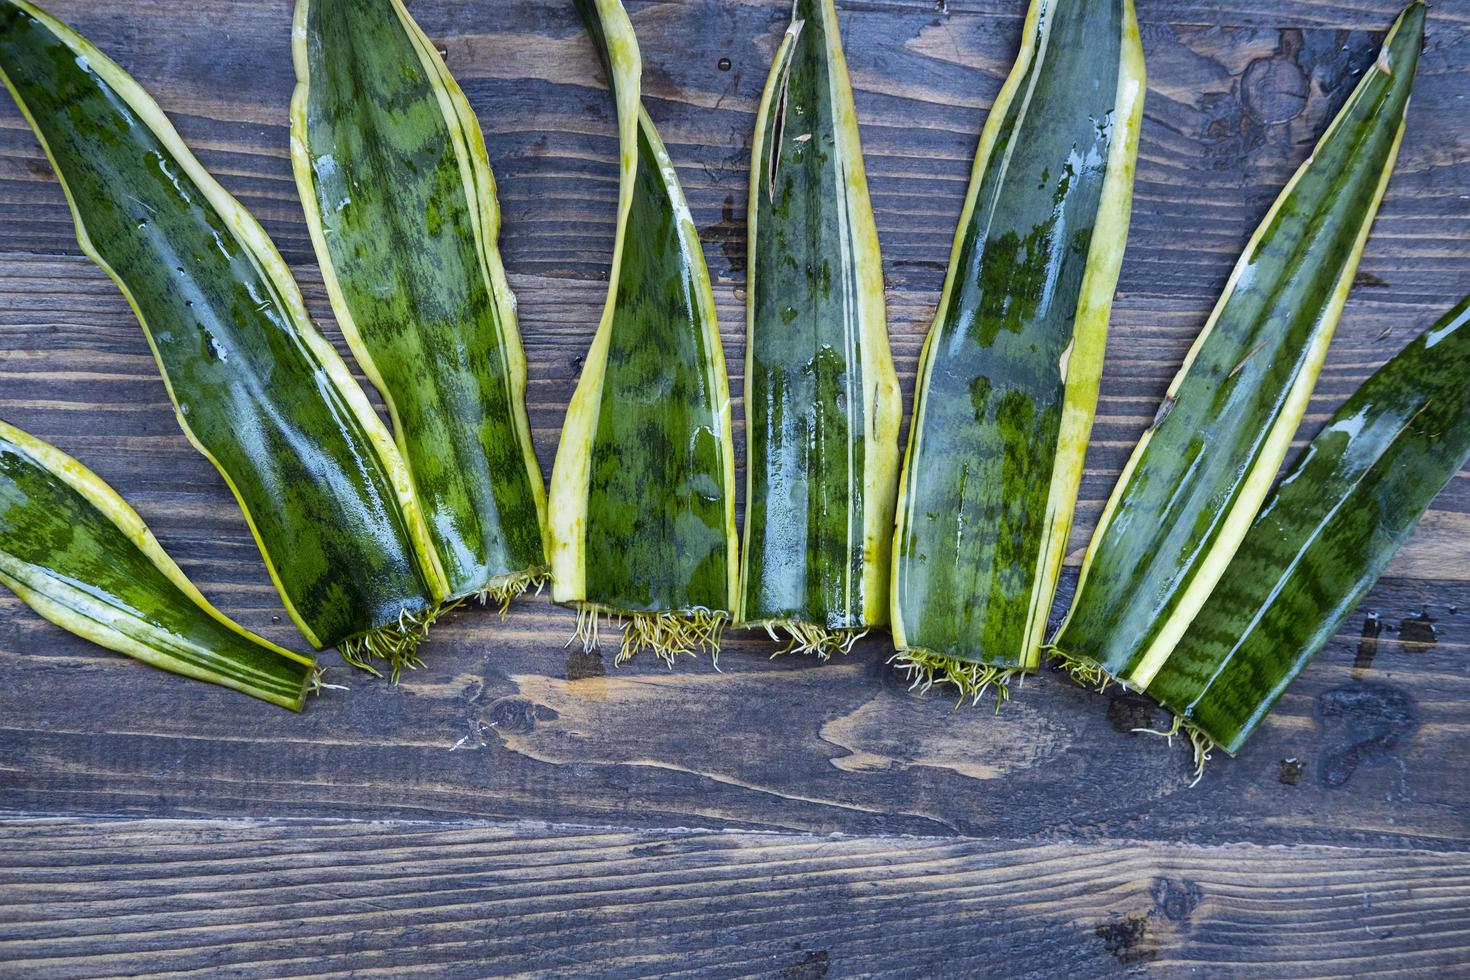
[0,420,316,710]
[291,0,550,620]
[1148,296,1470,764]
[549,0,738,666]
[1052,2,1425,695]
[739,0,901,659]
[891,0,1145,701]
[0,0,448,675]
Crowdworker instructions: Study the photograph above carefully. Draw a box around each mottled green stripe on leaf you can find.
[1149,296,1470,755]
[581,124,732,616]
[0,423,315,710]
[0,0,441,651]
[293,0,548,603]
[551,0,737,659]
[1053,2,1425,685]
[741,0,899,642]
[894,0,1139,673]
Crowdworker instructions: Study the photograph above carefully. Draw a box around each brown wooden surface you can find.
[0,0,1467,975]
[6,817,1470,979]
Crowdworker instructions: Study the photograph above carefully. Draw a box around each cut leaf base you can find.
[1046,644,1122,693]
[619,610,727,668]
[757,621,868,661]
[473,569,549,617]
[1047,644,1216,784]
[338,604,444,682]
[890,651,1025,711]
[568,603,728,669]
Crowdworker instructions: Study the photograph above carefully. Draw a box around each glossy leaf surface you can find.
[0,0,445,652]
[739,0,901,652]
[892,0,1145,673]
[1149,297,1470,754]
[292,0,549,604]
[549,0,737,659]
[1053,3,1425,687]
[0,421,315,710]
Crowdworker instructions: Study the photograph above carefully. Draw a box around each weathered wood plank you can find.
[0,0,1467,854]
[1,816,1469,978]
[1,512,1465,844]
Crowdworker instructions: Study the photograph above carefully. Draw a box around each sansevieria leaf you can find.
[291,0,550,621]
[738,0,901,658]
[549,0,738,665]
[0,0,449,674]
[891,0,1145,701]
[0,420,317,710]
[1146,297,1470,768]
[1052,3,1425,693]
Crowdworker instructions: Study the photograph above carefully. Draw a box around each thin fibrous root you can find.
[762,621,867,661]
[475,569,550,618]
[1044,644,1124,693]
[338,604,441,683]
[566,602,603,654]
[617,609,728,669]
[1045,647,1215,785]
[308,667,350,695]
[1132,712,1217,787]
[889,650,1024,712]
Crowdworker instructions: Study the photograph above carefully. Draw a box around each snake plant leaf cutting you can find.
[739,0,902,659]
[0,421,317,710]
[890,0,1145,701]
[549,0,738,666]
[1145,296,1470,770]
[291,0,550,610]
[0,0,448,676]
[1051,2,1424,694]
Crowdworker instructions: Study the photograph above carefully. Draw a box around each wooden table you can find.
[2,0,1467,975]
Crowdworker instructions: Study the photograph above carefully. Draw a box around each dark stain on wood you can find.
[701,193,747,279]
[1314,682,1420,788]
[1399,608,1439,649]
[780,950,830,979]
[1094,914,1159,965]
[565,645,605,681]
[1107,691,1159,733]
[1353,610,1382,676]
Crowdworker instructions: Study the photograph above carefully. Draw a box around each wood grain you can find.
[3,816,1469,978]
[0,0,1468,972]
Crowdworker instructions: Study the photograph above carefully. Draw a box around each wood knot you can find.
[483,696,559,735]
[1243,56,1309,125]
[1151,877,1203,923]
